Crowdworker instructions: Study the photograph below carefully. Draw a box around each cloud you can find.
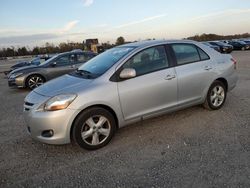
[114,14,167,29]
[187,9,250,23]
[60,20,79,33]
[0,33,59,46]
[0,20,80,46]
[83,0,94,7]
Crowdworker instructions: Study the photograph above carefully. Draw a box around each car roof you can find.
[57,50,95,56]
[119,39,196,48]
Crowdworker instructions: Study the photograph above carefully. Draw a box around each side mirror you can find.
[51,62,57,67]
[119,68,136,79]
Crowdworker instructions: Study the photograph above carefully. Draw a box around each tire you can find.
[26,74,45,90]
[72,107,116,150]
[203,81,227,110]
[241,47,245,51]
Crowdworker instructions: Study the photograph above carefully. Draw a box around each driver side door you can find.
[117,45,178,121]
[46,54,75,80]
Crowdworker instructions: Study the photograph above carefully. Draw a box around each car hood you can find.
[33,74,94,97]
[12,61,29,68]
[10,65,38,74]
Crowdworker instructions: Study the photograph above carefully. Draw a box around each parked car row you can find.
[8,49,97,89]
[22,40,238,150]
[4,55,52,75]
[202,38,250,53]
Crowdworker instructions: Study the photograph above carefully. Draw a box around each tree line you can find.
[0,36,126,58]
[1,33,250,57]
[186,33,250,41]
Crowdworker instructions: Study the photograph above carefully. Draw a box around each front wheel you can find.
[26,74,45,90]
[203,81,227,110]
[72,107,116,150]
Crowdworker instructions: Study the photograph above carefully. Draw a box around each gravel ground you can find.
[0,51,250,188]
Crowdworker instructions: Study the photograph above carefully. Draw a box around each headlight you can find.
[43,94,77,111]
[9,72,23,79]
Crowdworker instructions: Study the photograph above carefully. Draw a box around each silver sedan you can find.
[24,40,238,150]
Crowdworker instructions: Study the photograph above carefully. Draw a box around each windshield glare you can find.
[78,47,134,76]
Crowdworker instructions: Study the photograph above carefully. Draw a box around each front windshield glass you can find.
[78,47,134,76]
[216,42,227,46]
[39,54,59,66]
[30,57,41,64]
[238,41,245,45]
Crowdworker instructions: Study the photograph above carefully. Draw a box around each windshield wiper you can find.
[76,69,92,75]
[73,69,95,79]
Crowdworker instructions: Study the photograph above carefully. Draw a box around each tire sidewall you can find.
[72,107,116,150]
[206,81,227,110]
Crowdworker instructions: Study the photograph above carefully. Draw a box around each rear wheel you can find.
[26,74,45,90]
[241,47,246,51]
[72,107,116,150]
[203,81,227,110]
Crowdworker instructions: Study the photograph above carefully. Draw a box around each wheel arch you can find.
[215,77,228,91]
[70,104,119,141]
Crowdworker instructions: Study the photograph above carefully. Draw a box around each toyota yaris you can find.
[24,40,238,150]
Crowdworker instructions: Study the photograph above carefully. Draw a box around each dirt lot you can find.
[0,51,250,188]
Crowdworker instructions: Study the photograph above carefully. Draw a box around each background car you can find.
[228,41,250,50]
[202,42,221,52]
[4,56,51,75]
[23,40,238,150]
[239,39,250,45]
[8,50,97,89]
[208,41,233,53]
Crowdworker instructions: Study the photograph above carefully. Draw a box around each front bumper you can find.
[24,108,77,145]
[8,76,26,88]
[24,92,79,145]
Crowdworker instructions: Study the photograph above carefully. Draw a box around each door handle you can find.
[165,75,176,80]
[204,66,212,71]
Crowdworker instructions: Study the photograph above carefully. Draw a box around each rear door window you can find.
[197,48,210,61]
[172,44,200,65]
[76,54,87,63]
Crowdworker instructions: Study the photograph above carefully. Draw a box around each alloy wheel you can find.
[27,75,44,89]
[210,86,225,107]
[81,115,111,146]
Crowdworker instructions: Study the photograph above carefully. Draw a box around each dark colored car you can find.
[241,39,250,44]
[202,42,221,52]
[208,41,233,53]
[228,41,250,51]
[4,56,51,75]
[8,50,97,89]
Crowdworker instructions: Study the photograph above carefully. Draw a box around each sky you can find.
[0,0,250,48]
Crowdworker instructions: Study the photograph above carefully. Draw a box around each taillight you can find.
[231,58,237,70]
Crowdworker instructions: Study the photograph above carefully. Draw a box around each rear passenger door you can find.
[171,43,214,105]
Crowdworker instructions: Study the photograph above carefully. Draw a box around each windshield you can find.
[216,42,228,46]
[39,54,59,66]
[30,57,41,64]
[238,41,246,45]
[78,47,134,76]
